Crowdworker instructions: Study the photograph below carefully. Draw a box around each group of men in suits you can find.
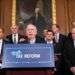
[51,25,75,75]
[0,23,75,75]
[45,25,66,75]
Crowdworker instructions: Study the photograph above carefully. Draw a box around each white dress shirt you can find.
[47,40,53,44]
[0,39,3,54]
[55,33,59,43]
[29,38,36,44]
[12,33,18,44]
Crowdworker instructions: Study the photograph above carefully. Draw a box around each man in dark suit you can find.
[52,24,66,75]
[25,23,45,44]
[44,29,67,75]
[6,25,26,44]
[52,24,66,55]
[64,27,75,75]
[43,29,56,74]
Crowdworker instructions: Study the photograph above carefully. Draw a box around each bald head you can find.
[26,23,37,39]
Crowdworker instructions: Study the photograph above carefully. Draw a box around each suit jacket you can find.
[64,38,75,68]
[54,34,67,70]
[44,40,64,71]
[54,34,66,53]
[6,34,25,44]
[25,36,45,44]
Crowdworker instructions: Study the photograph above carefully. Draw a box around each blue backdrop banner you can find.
[2,44,55,68]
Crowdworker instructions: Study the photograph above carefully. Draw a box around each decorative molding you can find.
[52,0,56,24]
[12,0,16,25]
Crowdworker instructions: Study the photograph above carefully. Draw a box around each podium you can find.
[2,44,55,75]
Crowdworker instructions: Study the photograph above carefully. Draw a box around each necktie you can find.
[30,39,35,44]
[14,34,16,44]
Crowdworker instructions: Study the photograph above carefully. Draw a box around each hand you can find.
[70,67,75,75]
[20,38,25,42]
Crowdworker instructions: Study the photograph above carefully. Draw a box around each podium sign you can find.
[2,44,55,68]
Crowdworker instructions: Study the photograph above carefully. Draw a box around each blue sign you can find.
[2,44,55,68]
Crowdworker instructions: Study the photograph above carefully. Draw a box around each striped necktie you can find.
[13,34,17,44]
